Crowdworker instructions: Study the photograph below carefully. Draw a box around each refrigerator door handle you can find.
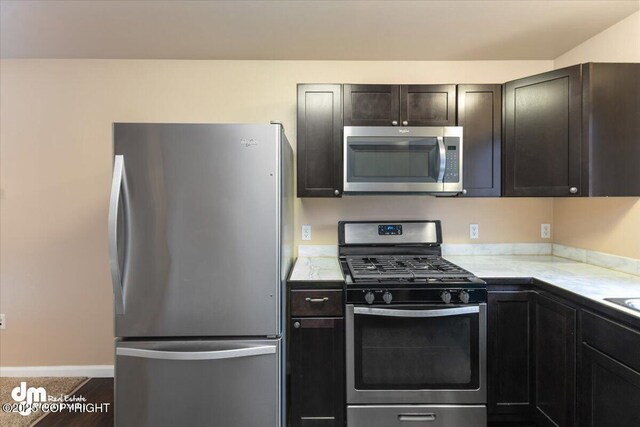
[108,155,126,314]
[116,345,277,361]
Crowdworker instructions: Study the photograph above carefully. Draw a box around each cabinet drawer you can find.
[348,405,486,427]
[581,309,640,372]
[291,290,343,317]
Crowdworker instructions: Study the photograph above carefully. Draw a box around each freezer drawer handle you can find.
[354,306,479,318]
[108,155,127,314]
[116,345,276,361]
[305,297,329,303]
[398,413,437,422]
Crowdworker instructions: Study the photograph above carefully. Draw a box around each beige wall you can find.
[301,197,553,245]
[552,9,640,259]
[554,10,640,68]
[0,59,555,366]
[554,198,640,259]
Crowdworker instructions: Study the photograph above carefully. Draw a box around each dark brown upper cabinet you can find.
[401,84,456,126]
[343,84,400,126]
[457,84,502,197]
[504,65,583,197]
[297,84,343,197]
[504,63,640,197]
[583,63,640,196]
[343,84,456,127]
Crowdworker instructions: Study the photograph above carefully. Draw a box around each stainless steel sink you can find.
[605,298,640,312]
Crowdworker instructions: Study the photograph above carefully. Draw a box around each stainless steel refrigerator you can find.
[108,123,293,427]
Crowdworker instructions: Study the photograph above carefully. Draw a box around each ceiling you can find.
[1,0,638,60]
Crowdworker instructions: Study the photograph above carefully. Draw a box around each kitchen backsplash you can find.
[297,244,640,277]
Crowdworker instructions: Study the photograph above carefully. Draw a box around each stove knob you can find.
[440,291,452,304]
[364,292,375,305]
[383,292,393,304]
[459,290,470,304]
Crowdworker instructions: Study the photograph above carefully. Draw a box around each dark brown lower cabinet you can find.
[579,310,640,427]
[579,344,640,427]
[487,291,533,421]
[289,317,344,427]
[534,294,576,427]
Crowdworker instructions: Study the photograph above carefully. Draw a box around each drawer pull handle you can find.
[305,297,329,303]
[398,413,436,422]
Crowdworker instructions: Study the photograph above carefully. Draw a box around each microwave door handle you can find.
[354,306,479,318]
[437,136,446,183]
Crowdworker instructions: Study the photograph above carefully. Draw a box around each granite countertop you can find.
[288,254,640,319]
[444,255,640,319]
[289,257,344,282]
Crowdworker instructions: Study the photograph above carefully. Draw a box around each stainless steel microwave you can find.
[343,126,463,195]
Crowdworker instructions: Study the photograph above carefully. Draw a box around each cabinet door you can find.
[457,84,502,197]
[297,84,343,197]
[504,65,582,197]
[400,84,456,126]
[290,317,345,427]
[534,294,576,427]
[579,310,640,427]
[487,291,532,419]
[579,344,640,427]
[343,84,400,126]
[583,63,640,196]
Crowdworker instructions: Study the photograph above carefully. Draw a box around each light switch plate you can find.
[541,224,551,239]
[469,224,479,240]
[302,225,312,241]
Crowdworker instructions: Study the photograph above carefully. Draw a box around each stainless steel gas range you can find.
[339,220,487,427]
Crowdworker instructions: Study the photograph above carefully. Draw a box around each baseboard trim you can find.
[0,365,114,378]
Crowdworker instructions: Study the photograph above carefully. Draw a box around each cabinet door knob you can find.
[293,321,300,329]
[334,189,340,196]
[392,120,398,126]
[402,120,408,126]
[570,187,578,194]
[462,189,467,195]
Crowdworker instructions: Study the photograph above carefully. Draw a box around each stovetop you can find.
[346,254,475,281]
[338,221,487,304]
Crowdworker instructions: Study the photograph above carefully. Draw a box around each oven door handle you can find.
[353,306,479,317]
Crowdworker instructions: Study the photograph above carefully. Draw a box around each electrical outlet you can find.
[0,314,5,330]
[541,223,551,239]
[301,224,312,241]
[469,224,479,240]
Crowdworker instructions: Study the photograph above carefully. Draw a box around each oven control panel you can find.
[348,288,487,305]
[378,224,403,235]
[443,138,460,183]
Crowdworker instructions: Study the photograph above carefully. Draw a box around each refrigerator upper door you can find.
[112,123,281,337]
[115,339,280,427]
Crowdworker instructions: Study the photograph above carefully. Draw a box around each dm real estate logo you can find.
[11,381,46,416]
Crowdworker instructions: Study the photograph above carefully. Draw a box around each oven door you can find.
[346,304,486,404]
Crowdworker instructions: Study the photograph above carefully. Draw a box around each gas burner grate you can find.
[346,255,474,280]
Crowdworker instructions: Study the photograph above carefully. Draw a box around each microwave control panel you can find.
[443,137,460,183]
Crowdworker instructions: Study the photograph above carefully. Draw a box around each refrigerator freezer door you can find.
[115,339,281,427]
[111,124,282,337]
